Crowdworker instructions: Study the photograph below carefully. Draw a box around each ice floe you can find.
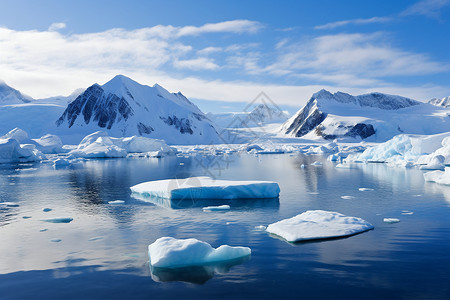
[383,218,400,223]
[266,210,374,242]
[340,196,355,200]
[202,205,230,211]
[423,167,450,185]
[108,200,125,204]
[148,237,251,268]
[0,202,19,207]
[131,176,280,200]
[359,188,374,191]
[0,138,43,164]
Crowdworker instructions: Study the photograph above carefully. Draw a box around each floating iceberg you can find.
[131,176,280,200]
[266,210,374,242]
[423,167,450,185]
[69,131,175,158]
[148,237,251,268]
[202,205,230,211]
[32,134,65,154]
[53,158,71,167]
[383,218,400,223]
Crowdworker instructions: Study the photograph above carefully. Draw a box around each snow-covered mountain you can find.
[208,104,289,129]
[0,80,33,105]
[281,89,450,142]
[55,75,219,144]
[429,96,450,108]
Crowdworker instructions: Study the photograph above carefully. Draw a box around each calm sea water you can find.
[0,153,449,299]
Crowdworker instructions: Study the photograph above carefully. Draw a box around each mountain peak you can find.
[0,80,33,104]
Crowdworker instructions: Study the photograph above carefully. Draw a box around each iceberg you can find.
[131,176,280,200]
[32,134,65,154]
[69,131,175,158]
[266,210,374,242]
[108,200,125,204]
[0,138,43,164]
[148,237,251,268]
[423,167,450,185]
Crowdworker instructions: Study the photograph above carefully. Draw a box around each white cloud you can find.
[401,0,450,18]
[261,33,447,78]
[173,57,219,70]
[315,17,392,30]
[176,20,263,36]
[48,22,66,31]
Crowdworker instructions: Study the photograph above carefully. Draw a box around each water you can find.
[1,153,450,299]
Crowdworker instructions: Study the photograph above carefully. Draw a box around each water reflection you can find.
[131,193,280,210]
[150,256,251,284]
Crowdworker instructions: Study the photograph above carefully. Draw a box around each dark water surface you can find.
[1,153,449,299]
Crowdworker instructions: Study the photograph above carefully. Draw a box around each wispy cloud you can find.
[315,17,392,30]
[401,0,450,18]
[173,57,219,70]
[48,22,66,31]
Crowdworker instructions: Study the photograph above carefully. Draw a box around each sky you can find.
[0,0,449,113]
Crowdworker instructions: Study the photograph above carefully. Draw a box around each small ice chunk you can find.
[53,158,71,167]
[88,236,103,241]
[423,167,450,185]
[266,210,374,242]
[41,217,73,223]
[254,225,267,231]
[0,202,19,207]
[336,163,354,169]
[179,162,184,165]
[340,196,355,200]
[50,238,62,243]
[384,218,400,223]
[202,205,230,211]
[308,192,319,195]
[359,188,374,191]
[108,200,125,204]
[131,176,280,200]
[148,237,251,268]
[311,161,322,166]
[40,228,48,232]
[300,164,305,168]
[42,208,52,212]
[401,211,414,215]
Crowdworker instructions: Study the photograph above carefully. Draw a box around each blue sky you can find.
[0,0,449,113]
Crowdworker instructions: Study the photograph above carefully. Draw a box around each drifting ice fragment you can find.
[384,218,400,223]
[202,205,230,211]
[148,237,251,268]
[423,167,450,185]
[41,217,73,223]
[108,200,125,204]
[0,202,19,207]
[40,229,48,232]
[359,188,374,191]
[340,196,355,200]
[266,210,374,242]
[131,176,280,200]
[311,161,322,166]
[50,238,62,243]
[254,225,267,231]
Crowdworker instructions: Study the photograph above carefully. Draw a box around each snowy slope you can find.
[0,80,33,105]
[281,89,450,142]
[55,75,219,144]
[429,96,450,108]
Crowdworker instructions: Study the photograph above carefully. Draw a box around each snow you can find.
[1,128,29,143]
[281,89,450,142]
[148,237,251,268]
[423,167,450,185]
[130,176,280,200]
[55,75,220,145]
[384,218,400,223]
[266,210,374,242]
[202,205,230,211]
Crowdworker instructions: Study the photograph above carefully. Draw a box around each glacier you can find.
[148,237,251,268]
[130,176,280,200]
[266,210,374,242]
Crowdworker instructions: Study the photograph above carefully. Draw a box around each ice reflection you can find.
[131,192,280,210]
[150,256,250,284]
